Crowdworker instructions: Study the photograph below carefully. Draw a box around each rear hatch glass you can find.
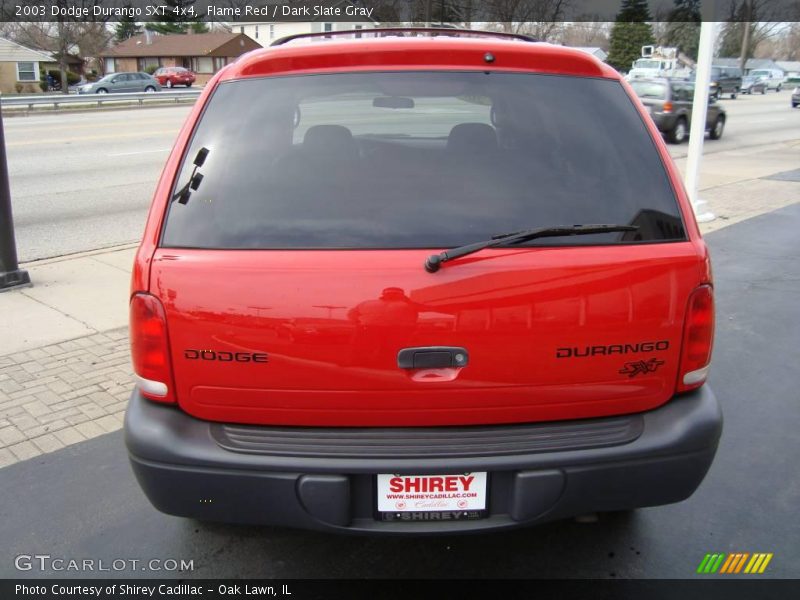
[162,71,684,249]
[629,80,667,100]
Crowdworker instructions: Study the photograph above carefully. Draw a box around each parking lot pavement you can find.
[0,203,798,579]
[1,137,799,468]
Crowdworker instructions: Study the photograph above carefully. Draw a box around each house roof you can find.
[572,47,608,61]
[776,60,800,72]
[102,32,259,58]
[714,57,783,71]
[0,37,53,63]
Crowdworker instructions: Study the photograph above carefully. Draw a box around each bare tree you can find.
[483,0,572,41]
[559,20,611,49]
[8,1,113,92]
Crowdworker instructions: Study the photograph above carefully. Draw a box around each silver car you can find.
[78,72,161,94]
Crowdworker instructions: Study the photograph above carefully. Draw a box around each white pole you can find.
[684,21,717,223]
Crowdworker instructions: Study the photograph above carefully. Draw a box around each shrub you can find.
[144,64,159,75]
[42,69,81,86]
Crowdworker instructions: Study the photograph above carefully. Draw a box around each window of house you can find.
[138,57,161,71]
[355,25,363,39]
[269,25,275,39]
[255,26,259,39]
[16,62,37,82]
[239,27,244,34]
[193,57,214,74]
[324,23,333,38]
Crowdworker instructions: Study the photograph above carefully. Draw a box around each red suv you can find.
[126,29,721,533]
[153,66,196,88]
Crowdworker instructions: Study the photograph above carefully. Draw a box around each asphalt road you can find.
[1,203,798,579]
[4,90,800,262]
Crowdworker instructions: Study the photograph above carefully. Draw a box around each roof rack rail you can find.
[270,27,538,47]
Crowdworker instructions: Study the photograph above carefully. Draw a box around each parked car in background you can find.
[153,66,196,88]
[631,77,726,143]
[748,69,783,92]
[126,30,721,533]
[740,75,767,95]
[709,65,742,99]
[792,86,799,108]
[78,72,161,94]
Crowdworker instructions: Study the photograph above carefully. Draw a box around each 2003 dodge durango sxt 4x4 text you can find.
[125,28,722,533]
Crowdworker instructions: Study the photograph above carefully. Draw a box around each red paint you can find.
[388,476,474,494]
[153,67,196,88]
[131,37,713,427]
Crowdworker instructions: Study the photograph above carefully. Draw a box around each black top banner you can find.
[4,0,800,23]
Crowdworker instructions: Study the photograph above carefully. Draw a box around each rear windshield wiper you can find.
[424,224,639,273]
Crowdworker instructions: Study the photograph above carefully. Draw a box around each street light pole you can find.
[684,20,717,223]
[0,100,31,292]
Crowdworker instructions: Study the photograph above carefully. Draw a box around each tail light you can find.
[677,285,715,392]
[130,293,176,403]
[662,101,673,113]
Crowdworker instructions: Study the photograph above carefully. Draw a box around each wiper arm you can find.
[171,147,209,205]
[424,224,638,273]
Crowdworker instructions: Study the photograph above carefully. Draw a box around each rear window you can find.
[630,80,667,99]
[162,71,685,249]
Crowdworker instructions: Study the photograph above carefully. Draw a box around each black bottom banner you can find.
[2,579,799,600]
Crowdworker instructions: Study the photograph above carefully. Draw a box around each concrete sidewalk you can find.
[1,139,799,468]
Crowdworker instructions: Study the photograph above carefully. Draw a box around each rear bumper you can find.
[650,113,677,133]
[124,387,722,534]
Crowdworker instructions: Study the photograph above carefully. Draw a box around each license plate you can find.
[376,473,488,521]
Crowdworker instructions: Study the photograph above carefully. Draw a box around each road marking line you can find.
[748,118,791,123]
[6,130,176,147]
[110,149,170,157]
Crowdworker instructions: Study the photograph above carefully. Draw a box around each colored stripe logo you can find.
[697,553,773,574]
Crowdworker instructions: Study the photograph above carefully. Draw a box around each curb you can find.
[20,242,139,268]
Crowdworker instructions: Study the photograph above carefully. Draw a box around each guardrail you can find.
[0,89,202,111]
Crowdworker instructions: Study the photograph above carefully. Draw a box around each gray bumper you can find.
[125,388,722,534]
[651,112,677,133]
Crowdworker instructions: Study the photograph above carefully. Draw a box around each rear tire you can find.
[144,86,156,93]
[186,83,192,87]
[667,117,687,144]
[709,116,725,140]
[166,80,173,89]
[776,84,782,92]
[761,87,766,95]
[730,89,738,99]
[96,88,107,94]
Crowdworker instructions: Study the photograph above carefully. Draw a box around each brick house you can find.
[100,32,260,85]
[0,38,53,94]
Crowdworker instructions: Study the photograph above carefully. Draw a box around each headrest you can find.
[303,125,357,158]
[446,123,498,153]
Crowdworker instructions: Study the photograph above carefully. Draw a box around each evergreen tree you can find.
[146,0,205,35]
[607,0,655,73]
[114,8,141,43]
[663,0,701,61]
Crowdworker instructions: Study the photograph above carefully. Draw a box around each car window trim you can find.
[157,70,688,250]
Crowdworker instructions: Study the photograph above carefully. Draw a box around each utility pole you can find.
[684,20,717,223]
[0,99,31,291]
[739,0,752,75]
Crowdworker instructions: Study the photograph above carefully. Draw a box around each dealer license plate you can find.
[376,473,488,521]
